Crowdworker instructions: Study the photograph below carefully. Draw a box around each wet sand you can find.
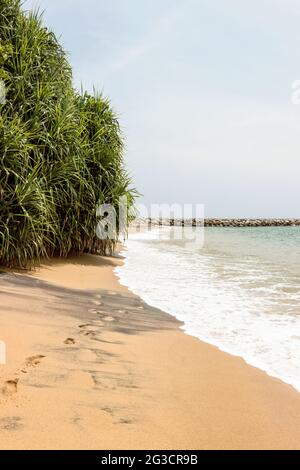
[0,254,300,449]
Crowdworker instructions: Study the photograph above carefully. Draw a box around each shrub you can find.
[0,0,136,267]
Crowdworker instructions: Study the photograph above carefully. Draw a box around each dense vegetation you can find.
[0,0,136,268]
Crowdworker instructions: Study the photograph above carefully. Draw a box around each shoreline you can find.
[0,252,300,448]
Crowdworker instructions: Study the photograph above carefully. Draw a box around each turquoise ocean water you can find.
[116,226,300,391]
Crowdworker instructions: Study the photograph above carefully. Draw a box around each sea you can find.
[115,226,300,391]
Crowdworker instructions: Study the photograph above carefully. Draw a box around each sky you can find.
[25,0,300,218]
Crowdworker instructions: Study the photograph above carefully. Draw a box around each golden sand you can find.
[0,254,300,449]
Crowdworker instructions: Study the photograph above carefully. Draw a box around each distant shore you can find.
[133,217,300,227]
[0,250,300,449]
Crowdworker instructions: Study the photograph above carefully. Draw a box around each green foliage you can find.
[0,0,136,267]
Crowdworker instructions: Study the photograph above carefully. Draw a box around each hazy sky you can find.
[25,0,300,217]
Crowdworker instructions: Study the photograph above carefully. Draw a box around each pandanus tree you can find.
[0,0,136,267]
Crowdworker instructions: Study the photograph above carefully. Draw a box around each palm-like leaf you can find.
[0,0,136,267]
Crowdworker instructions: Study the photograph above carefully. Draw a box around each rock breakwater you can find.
[132,218,300,227]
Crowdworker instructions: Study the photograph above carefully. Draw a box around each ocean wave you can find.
[115,227,300,392]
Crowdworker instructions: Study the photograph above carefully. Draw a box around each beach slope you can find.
[0,255,300,449]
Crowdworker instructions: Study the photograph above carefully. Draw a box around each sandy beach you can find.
[0,252,300,450]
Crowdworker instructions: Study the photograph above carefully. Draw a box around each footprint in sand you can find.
[78,322,107,343]
[79,323,104,330]
[64,338,76,345]
[81,330,97,338]
[89,308,98,314]
[78,323,93,333]
[25,355,45,367]
[89,308,105,315]
[2,379,18,396]
[78,323,94,331]
[0,416,22,430]
[102,316,114,322]
[117,310,130,315]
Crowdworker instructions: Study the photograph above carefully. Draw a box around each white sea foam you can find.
[115,226,300,392]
